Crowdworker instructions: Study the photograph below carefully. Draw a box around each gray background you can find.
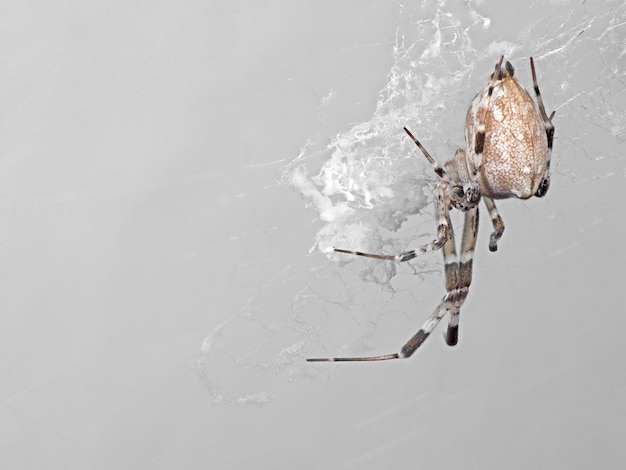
[2,1,625,469]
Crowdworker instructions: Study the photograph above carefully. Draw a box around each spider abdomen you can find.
[466,71,550,200]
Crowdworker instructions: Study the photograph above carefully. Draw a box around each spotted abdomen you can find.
[466,73,549,200]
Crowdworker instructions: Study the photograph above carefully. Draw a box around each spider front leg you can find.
[446,206,478,345]
[474,56,505,155]
[307,181,458,362]
[334,181,452,263]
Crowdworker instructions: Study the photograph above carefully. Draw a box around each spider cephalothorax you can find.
[308,56,555,362]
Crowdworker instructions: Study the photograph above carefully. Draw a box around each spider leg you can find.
[446,206,479,345]
[307,183,459,362]
[530,57,555,151]
[306,288,456,361]
[403,127,446,178]
[474,56,505,155]
[396,193,461,358]
[334,180,452,262]
[482,197,505,252]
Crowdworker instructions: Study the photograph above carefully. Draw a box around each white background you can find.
[1,1,625,469]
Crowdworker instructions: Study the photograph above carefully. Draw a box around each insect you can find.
[307,56,555,362]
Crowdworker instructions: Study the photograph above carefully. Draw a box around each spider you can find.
[307,56,555,362]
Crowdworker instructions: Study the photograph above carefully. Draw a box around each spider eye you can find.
[466,187,480,204]
[535,177,550,198]
[452,186,464,200]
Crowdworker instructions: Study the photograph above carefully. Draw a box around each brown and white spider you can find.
[307,56,555,362]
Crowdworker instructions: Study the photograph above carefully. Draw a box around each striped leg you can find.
[307,182,459,362]
[446,206,479,346]
[530,56,555,198]
[334,181,452,263]
[482,197,504,252]
[474,56,505,155]
[398,198,459,358]
[530,56,555,144]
